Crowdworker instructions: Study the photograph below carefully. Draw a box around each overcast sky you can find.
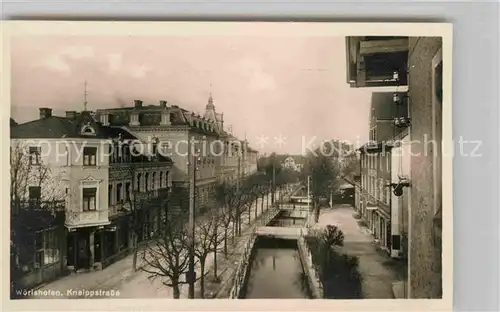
[11,35,373,154]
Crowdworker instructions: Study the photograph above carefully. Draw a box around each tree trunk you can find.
[247,204,251,225]
[224,227,229,256]
[213,249,218,280]
[199,259,206,298]
[172,279,180,299]
[213,226,219,278]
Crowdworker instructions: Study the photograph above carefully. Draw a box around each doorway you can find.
[77,233,89,269]
[94,232,102,263]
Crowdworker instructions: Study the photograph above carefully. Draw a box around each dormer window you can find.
[81,124,96,136]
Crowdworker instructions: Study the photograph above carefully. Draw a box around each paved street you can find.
[314,204,405,299]
[29,192,281,299]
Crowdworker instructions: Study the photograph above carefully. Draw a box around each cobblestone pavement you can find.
[28,192,285,299]
[314,204,406,299]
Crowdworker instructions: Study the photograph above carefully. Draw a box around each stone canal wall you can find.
[297,236,324,299]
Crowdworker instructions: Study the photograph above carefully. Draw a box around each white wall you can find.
[390,134,410,257]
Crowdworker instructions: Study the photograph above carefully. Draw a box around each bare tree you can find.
[193,209,225,298]
[139,213,191,299]
[214,182,235,256]
[10,141,65,297]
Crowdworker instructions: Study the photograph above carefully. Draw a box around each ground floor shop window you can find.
[34,228,60,267]
[16,234,36,273]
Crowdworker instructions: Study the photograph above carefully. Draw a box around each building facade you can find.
[11,108,175,282]
[346,36,443,298]
[11,108,113,287]
[95,95,258,212]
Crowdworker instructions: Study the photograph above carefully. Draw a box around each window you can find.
[125,182,130,201]
[29,186,41,204]
[145,173,150,191]
[83,147,97,166]
[108,185,113,206]
[117,183,123,203]
[42,229,60,265]
[165,171,169,187]
[152,172,156,190]
[386,184,391,205]
[83,187,97,211]
[29,146,41,165]
[379,155,383,172]
[159,172,163,188]
[125,182,131,201]
[137,173,142,192]
[379,178,384,201]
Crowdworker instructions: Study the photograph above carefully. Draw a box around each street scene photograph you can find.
[7,22,451,305]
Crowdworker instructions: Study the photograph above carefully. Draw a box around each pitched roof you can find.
[10,112,139,141]
[95,103,222,135]
[277,154,306,165]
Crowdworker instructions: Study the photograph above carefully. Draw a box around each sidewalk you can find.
[29,191,284,299]
[314,204,406,299]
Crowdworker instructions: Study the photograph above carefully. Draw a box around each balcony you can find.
[346,36,409,88]
[65,210,110,229]
[133,187,171,204]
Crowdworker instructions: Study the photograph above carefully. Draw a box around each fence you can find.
[297,228,324,299]
[228,207,280,299]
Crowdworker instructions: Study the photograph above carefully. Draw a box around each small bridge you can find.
[255,226,306,239]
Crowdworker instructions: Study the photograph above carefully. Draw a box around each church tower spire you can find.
[206,83,215,110]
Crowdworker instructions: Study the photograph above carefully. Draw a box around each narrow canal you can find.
[241,236,312,299]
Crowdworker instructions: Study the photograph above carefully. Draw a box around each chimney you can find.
[39,108,52,119]
[159,100,168,109]
[134,100,143,108]
[66,111,77,119]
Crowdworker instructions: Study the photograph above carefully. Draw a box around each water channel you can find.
[240,209,312,299]
[241,236,312,299]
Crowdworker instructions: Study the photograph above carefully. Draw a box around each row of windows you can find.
[362,175,391,206]
[28,146,98,166]
[135,171,169,193]
[361,154,390,173]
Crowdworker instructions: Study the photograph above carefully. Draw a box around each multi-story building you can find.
[346,36,443,298]
[95,126,173,269]
[95,97,223,210]
[11,108,174,279]
[11,108,112,286]
[357,92,408,256]
[95,94,257,211]
[243,144,259,176]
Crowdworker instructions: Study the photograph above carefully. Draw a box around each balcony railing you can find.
[65,210,110,228]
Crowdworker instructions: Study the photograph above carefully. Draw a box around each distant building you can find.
[346,36,443,298]
[280,155,305,172]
